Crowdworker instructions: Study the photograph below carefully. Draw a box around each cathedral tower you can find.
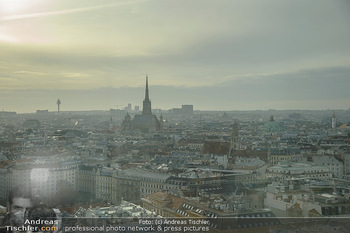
[229,120,239,156]
[142,75,152,115]
[332,111,336,129]
[159,113,164,131]
[131,75,161,133]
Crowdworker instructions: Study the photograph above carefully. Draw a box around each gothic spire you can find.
[142,75,152,115]
[145,75,149,101]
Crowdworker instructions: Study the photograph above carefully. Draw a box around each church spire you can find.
[229,120,239,156]
[142,75,152,115]
[332,111,336,129]
[145,74,149,101]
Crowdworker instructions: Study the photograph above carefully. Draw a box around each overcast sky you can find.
[1,0,350,113]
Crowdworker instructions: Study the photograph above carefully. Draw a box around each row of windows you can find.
[141,183,164,189]
[322,163,341,166]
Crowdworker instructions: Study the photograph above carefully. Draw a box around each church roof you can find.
[133,114,159,124]
[132,114,160,132]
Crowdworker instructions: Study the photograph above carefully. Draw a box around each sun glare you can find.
[0,0,41,13]
[1,0,25,13]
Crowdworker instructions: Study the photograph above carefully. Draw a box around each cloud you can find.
[215,66,350,101]
[0,0,145,21]
[0,0,349,112]
[1,66,349,112]
[14,71,46,75]
[60,72,90,78]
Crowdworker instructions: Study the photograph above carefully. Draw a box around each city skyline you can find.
[1,0,350,113]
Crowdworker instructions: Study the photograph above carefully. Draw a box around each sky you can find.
[0,0,350,113]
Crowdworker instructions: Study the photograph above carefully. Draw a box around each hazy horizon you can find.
[1,0,350,113]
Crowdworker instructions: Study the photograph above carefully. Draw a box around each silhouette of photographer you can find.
[1,186,60,233]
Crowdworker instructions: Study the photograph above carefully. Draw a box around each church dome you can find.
[264,116,281,133]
